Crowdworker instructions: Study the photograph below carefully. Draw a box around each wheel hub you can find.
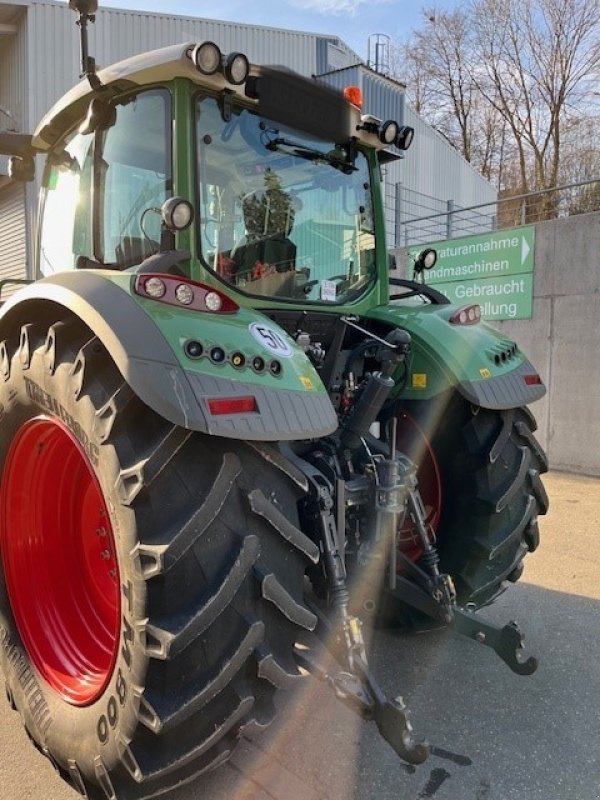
[0,417,120,706]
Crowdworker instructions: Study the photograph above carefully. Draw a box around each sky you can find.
[60,0,460,63]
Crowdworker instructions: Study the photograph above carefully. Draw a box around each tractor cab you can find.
[28,39,411,317]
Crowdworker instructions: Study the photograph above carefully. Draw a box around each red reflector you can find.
[524,374,542,386]
[208,396,258,415]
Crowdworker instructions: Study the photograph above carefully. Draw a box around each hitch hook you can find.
[451,607,538,676]
[294,645,429,765]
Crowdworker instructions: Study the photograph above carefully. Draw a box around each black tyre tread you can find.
[94,758,117,800]
[111,445,310,790]
[474,495,535,560]
[135,694,255,781]
[131,452,242,575]
[67,759,88,797]
[116,426,195,507]
[256,645,304,689]
[0,340,11,380]
[441,403,548,606]
[140,621,266,734]
[256,566,318,630]
[515,419,549,471]
[144,534,261,660]
[247,488,320,562]
[493,445,530,511]
[466,543,529,602]
[0,316,314,800]
[488,407,514,463]
[399,396,548,609]
[94,383,137,443]
[248,441,309,492]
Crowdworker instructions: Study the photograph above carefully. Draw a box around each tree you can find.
[472,0,600,200]
[399,0,600,218]
[403,9,475,160]
[399,8,511,182]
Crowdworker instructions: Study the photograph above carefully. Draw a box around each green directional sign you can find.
[409,226,536,320]
[433,274,534,320]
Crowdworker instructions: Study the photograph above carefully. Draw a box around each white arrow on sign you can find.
[521,236,530,265]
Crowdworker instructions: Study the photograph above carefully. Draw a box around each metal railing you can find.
[386,178,600,247]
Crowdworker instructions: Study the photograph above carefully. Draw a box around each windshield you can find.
[196,96,376,304]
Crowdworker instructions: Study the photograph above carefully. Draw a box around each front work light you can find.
[380,120,399,145]
[413,248,438,273]
[161,197,194,232]
[449,304,481,325]
[224,52,250,85]
[192,41,222,75]
[134,275,239,313]
[69,0,98,13]
[175,284,194,305]
[396,125,415,151]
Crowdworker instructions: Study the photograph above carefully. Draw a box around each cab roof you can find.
[33,43,228,149]
[32,41,386,155]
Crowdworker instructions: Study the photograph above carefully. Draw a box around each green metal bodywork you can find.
[1,65,543,432]
[367,303,529,400]
[103,272,327,397]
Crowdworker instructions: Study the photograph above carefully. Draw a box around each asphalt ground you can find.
[1,471,599,800]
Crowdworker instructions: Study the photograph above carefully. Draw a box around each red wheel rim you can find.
[0,417,120,706]
[396,412,443,564]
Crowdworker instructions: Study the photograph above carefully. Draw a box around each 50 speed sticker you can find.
[249,323,294,358]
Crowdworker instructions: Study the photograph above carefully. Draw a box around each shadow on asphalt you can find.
[146,581,600,800]
[0,581,597,799]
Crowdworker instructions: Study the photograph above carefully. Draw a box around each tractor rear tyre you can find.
[0,319,317,800]
[394,392,549,610]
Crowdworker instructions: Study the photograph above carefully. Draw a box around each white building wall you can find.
[0,182,27,291]
[0,8,27,133]
[0,5,29,280]
[24,0,339,129]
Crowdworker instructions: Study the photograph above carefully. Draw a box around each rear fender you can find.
[0,272,338,440]
[368,304,546,410]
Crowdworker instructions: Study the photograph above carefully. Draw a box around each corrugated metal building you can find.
[0,0,495,282]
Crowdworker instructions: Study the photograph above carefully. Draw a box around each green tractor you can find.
[0,3,547,798]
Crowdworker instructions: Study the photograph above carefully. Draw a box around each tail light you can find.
[134,274,238,313]
[449,304,481,325]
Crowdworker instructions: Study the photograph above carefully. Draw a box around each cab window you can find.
[196,96,376,304]
[39,131,94,275]
[97,89,172,268]
[39,89,172,275]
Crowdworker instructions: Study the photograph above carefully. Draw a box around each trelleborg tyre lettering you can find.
[0,318,317,800]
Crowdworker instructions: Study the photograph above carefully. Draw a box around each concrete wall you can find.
[497,212,600,476]
[393,211,600,476]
